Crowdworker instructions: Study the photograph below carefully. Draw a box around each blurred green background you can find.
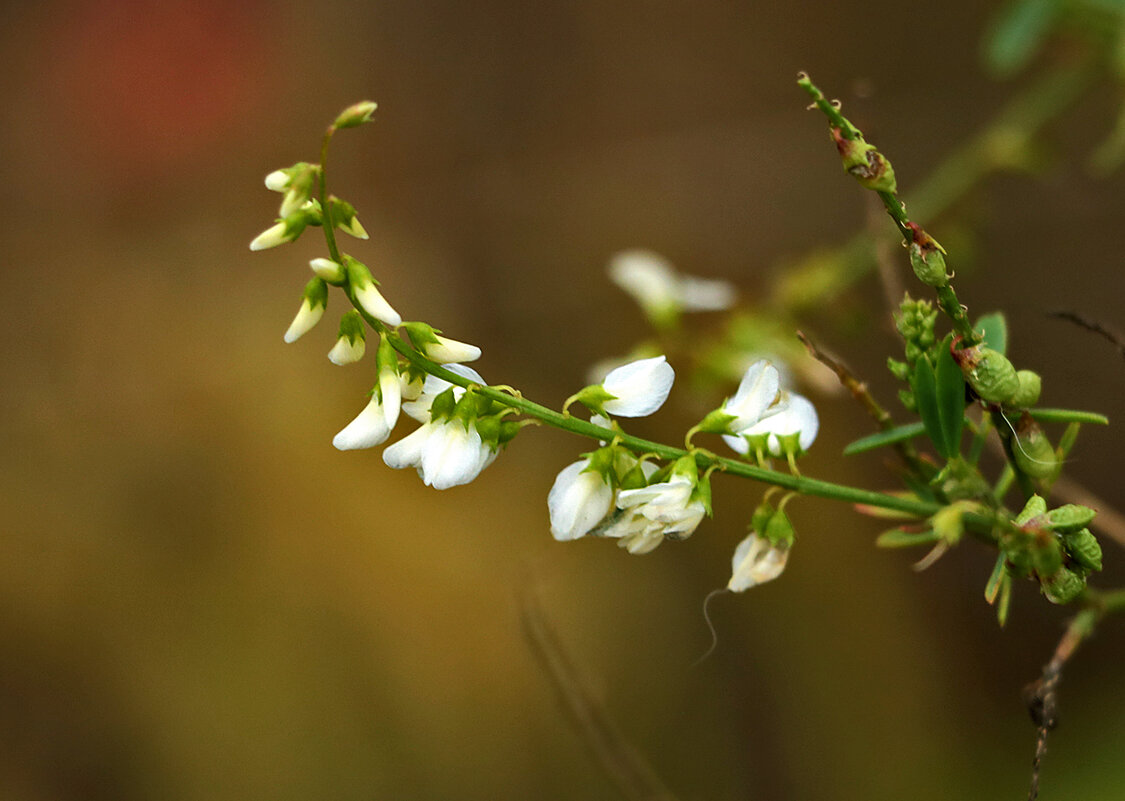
[2,1,1124,799]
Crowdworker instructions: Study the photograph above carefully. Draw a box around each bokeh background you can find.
[2,1,1124,799]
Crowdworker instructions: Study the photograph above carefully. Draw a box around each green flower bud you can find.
[1041,567,1085,605]
[1063,528,1102,572]
[334,100,378,129]
[887,358,911,381]
[831,127,897,192]
[1006,370,1041,409]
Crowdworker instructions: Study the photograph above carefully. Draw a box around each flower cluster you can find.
[250,106,512,492]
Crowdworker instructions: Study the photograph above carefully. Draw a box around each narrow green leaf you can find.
[975,311,1008,356]
[912,358,948,459]
[984,0,1058,78]
[876,529,941,549]
[1028,408,1109,426]
[984,553,1007,604]
[997,573,1013,627]
[843,422,927,456]
[935,343,967,458]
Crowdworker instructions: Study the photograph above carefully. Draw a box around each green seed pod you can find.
[1041,567,1085,605]
[1013,421,1057,480]
[909,242,949,287]
[965,348,1019,403]
[1006,370,1041,409]
[1045,504,1097,532]
[1005,548,1033,578]
[1064,528,1102,572]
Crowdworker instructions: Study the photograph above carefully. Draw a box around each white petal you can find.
[333,396,392,450]
[728,533,789,592]
[264,170,289,191]
[309,257,345,282]
[382,423,431,469]
[355,283,401,327]
[379,368,402,431]
[677,275,736,311]
[401,364,485,422]
[283,299,323,343]
[548,461,613,541]
[724,360,782,431]
[426,336,482,364]
[421,422,489,489]
[601,356,674,417]
[608,250,678,310]
[327,337,365,365]
[250,222,290,251]
[721,433,750,455]
[742,393,819,456]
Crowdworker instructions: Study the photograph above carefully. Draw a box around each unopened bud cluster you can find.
[1005,495,1102,605]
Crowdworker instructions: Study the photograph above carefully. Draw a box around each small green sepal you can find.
[334,101,378,129]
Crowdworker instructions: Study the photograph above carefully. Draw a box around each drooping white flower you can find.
[728,532,790,592]
[333,395,394,451]
[401,364,486,422]
[328,335,365,365]
[250,221,294,251]
[616,473,706,537]
[283,278,329,343]
[548,460,614,541]
[382,418,494,489]
[722,359,785,432]
[309,257,346,283]
[264,169,290,192]
[724,392,819,457]
[423,334,482,364]
[354,282,401,327]
[600,356,674,417]
[608,250,736,320]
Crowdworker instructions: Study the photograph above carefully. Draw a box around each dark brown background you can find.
[2,1,1123,799]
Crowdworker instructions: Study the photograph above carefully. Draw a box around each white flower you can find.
[250,221,293,251]
[327,335,365,365]
[283,297,324,343]
[423,334,482,364]
[401,364,485,422]
[722,359,784,432]
[333,393,397,451]
[548,460,614,541]
[264,169,289,192]
[601,356,674,417]
[310,257,346,282]
[354,281,401,328]
[605,472,706,554]
[728,532,789,592]
[382,418,494,489]
[723,392,819,457]
[608,250,736,317]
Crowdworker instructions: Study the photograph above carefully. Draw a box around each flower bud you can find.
[310,257,346,284]
[329,197,368,239]
[1044,504,1097,532]
[283,277,328,343]
[344,256,401,327]
[403,321,482,364]
[832,127,897,193]
[327,310,366,365]
[334,100,378,129]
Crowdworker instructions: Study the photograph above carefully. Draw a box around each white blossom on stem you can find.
[609,250,736,321]
[728,532,790,592]
[382,418,494,489]
[724,392,819,457]
[601,356,674,417]
[402,364,486,422]
[722,359,785,432]
[548,460,614,541]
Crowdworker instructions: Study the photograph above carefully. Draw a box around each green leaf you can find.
[1028,408,1109,426]
[975,311,1008,356]
[843,422,927,456]
[934,343,967,458]
[984,553,1007,604]
[876,529,941,549]
[912,357,950,459]
[984,0,1058,78]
